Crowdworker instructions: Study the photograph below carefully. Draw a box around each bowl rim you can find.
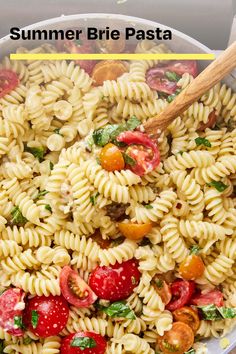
[0,12,211,54]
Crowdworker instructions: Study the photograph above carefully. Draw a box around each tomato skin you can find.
[118,222,152,240]
[0,288,25,336]
[191,289,224,307]
[179,254,205,280]
[166,280,195,311]
[23,295,69,337]
[61,332,106,354]
[91,60,127,86]
[198,110,217,131]
[146,74,177,95]
[117,131,160,176]
[89,259,140,301]
[173,306,200,333]
[100,143,125,171]
[153,278,172,305]
[0,69,19,98]
[60,266,97,307]
[157,322,194,354]
[166,60,198,78]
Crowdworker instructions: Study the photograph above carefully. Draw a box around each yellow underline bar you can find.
[10,53,215,61]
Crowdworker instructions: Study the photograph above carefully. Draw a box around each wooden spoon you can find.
[144,41,236,138]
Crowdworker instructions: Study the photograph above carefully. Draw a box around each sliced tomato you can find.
[179,254,205,280]
[152,277,172,305]
[146,75,177,95]
[60,266,97,307]
[198,110,217,131]
[91,60,127,86]
[191,289,223,307]
[0,288,25,336]
[56,33,97,75]
[157,322,194,354]
[118,222,152,240]
[173,306,200,333]
[165,60,198,78]
[0,69,19,98]
[117,131,160,176]
[96,32,126,53]
[89,259,140,301]
[100,143,125,171]
[166,280,195,311]
[23,295,69,337]
[61,332,106,354]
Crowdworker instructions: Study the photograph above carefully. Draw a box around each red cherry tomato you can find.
[23,295,69,337]
[61,332,106,354]
[166,280,195,312]
[146,74,177,95]
[56,33,97,75]
[89,259,140,301]
[116,131,160,176]
[60,266,97,307]
[165,60,198,78]
[198,110,217,131]
[191,289,223,307]
[0,288,25,336]
[0,69,19,98]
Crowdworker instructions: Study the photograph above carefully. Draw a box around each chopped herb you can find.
[45,204,52,212]
[195,137,212,148]
[131,276,137,285]
[54,128,61,135]
[35,190,48,200]
[24,145,46,162]
[23,337,32,345]
[96,157,101,165]
[167,88,182,103]
[197,305,236,321]
[11,207,28,226]
[31,310,39,329]
[74,39,83,46]
[71,336,96,349]
[185,349,195,354]
[49,161,54,170]
[189,245,200,255]
[14,316,24,329]
[178,151,184,155]
[163,340,179,352]
[98,301,135,319]
[207,180,228,192]
[110,237,125,247]
[126,116,141,131]
[86,137,94,152]
[0,288,7,296]
[155,279,164,288]
[90,192,99,205]
[123,153,136,166]
[165,71,181,82]
[144,204,153,209]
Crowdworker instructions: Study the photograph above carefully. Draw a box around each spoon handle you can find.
[144,41,236,137]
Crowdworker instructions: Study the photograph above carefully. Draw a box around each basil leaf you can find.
[99,301,135,319]
[185,349,196,354]
[90,192,99,205]
[189,245,200,255]
[123,153,136,166]
[126,116,141,131]
[71,336,96,349]
[50,161,54,170]
[207,180,228,192]
[31,310,39,329]
[11,207,28,226]
[195,137,212,148]
[24,146,46,162]
[165,71,181,82]
[35,190,48,200]
[144,204,153,209]
[197,305,236,320]
[23,337,32,345]
[155,279,164,288]
[45,204,52,212]
[167,88,182,103]
[14,315,24,329]
[54,128,61,135]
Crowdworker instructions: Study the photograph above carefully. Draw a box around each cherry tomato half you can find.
[146,73,177,95]
[166,280,195,312]
[179,254,205,280]
[198,110,217,131]
[96,32,126,54]
[89,259,140,301]
[117,131,160,176]
[118,222,152,240]
[60,266,97,307]
[91,60,127,86]
[166,60,198,78]
[152,277,172,305]
[100,143,125,171]
[61,332,106,354]
[0,288,25,336]
[0,69,19,98]
[191,289,224,307]
[173,306,200,333]
[157,322,194,354]
[23,295,69,337]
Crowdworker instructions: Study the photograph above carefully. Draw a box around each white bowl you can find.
[0,13,235,353]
